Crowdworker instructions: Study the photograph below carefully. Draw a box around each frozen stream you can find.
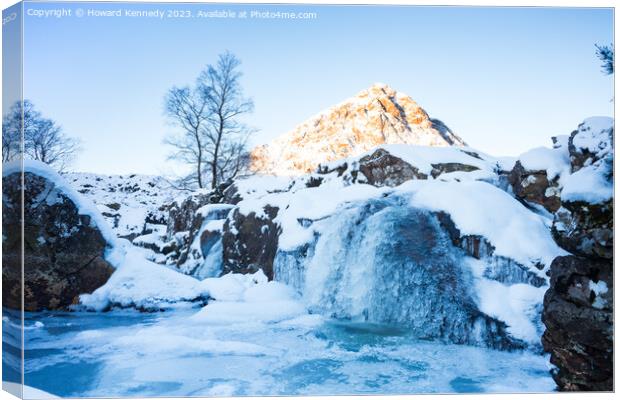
[10,306,555,397]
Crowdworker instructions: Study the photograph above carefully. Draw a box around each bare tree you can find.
[3,100,36,162]
[200,52,255,189]
[25,117,80,171]
[164,86,210,188]
[164,52,255,189]
[2,100,80,171]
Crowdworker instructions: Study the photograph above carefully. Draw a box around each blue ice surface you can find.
[14,309,556,398]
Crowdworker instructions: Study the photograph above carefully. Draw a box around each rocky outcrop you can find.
[166,192,212,239]
[311,147,489,189]
[542,255,612,391]
[222,206,281,280]
[2,168,115,311]
[552,200,613,260]
[357,148,428,186]
[250,83,465,175]
[542,117,614,392]
[161,189,234,277]
[508,161,561,213]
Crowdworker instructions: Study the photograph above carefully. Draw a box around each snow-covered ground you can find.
[63,172,181,239]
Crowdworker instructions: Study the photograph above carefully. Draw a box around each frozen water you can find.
[275,196,548,348]
[16,308,554,398]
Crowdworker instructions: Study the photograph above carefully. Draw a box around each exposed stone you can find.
[542,255,613,391]
[430,162,480,179]
[2,171,115,311]
[222,206,281,280]
[357,148,428,187]
[508,161,561,213]
[552,200,613,259]
[166,192,212,240]
[542,117,614,392]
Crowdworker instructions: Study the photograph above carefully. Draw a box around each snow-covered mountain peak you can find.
[250,83,466,175]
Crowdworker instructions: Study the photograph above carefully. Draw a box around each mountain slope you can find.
[250,83,465,175]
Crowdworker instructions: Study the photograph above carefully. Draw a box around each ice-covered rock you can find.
[2,161,118,311]
[272,187,561,349]
[262,178,564,349]
[164,195,234,278]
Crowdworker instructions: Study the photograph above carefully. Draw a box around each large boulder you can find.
[2,163,116,311]
[357,148,428,186]
[508,160,561,213]
[542,255,613,391]
[222,206,281,280]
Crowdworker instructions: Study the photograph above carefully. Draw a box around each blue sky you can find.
[19,2,614,174]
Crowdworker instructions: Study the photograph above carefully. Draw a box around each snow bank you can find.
[193,273,307,324]
[562,163,613,204]
[475,276,547,342]
[561,116,614,204]
[517,146,570,181]
[572,116,614,153]
[79,244,208,311]
[79,248,306,317]
[397,180,566,272]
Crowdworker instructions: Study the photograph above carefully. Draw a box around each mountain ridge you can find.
[250,83,466,175]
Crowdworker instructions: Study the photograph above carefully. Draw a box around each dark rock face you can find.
[508,161,561,213]
[430,162,480,179]
[552,200,613,260]
[542,255,613,391]
[542,119,614,392]
[2,172,115,311]
[164,194,233,276]
[166,192,212,240]
[222,206,280,280]
[357,148,428,187]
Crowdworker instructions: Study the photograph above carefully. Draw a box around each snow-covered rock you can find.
[541,116,614,391]
[508,139,570,213]
[65,172,181,240]
[551,117,614,259]
[309,144,509,188]
[561,116,614,205]
[79,244,209,311]
[250,83,465,175]
[2,161,119,311]
[212,161,566,348]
